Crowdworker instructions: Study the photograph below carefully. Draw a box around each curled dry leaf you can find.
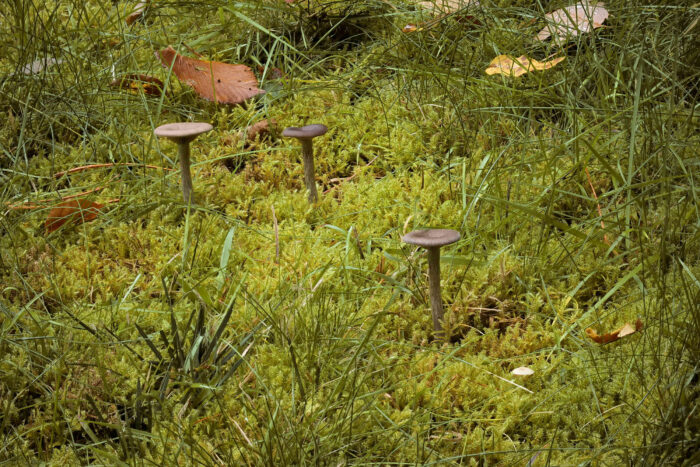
[110,74,164,96]
[245,119,277,141]
[511,367,535,376]
[485,55,566,77]
[585,319,643,344]
[404,0,480,32]
[157,46,265,105]
[126,2,150,26]
[45,199,105,233]
[257,66,285,80]
[536,2,608,42]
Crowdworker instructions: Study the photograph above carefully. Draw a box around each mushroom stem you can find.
[300,139,318,203]
[177,142,193,203]
[427,246,444,338]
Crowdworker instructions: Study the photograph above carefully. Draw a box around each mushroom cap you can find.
[282,124,328,140]
[154,122,213,143]
[402,229,461,248]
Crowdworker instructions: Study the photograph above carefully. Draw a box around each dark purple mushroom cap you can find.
[402,229,461,248]
[282,124,328,140]
[154,122,213,143]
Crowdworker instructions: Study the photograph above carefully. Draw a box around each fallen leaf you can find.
[110,74,164,96]
[157,46,265,105]
[126,2,150,26]
[257,66,285,80]
[22,57,63,75]
[585,319,643,344]
[245,119,277,141]
[485,54,566,77]
[417,0,478,14]
[511,367,535,376]
[536,1,608,43]
[404,0,480,32]
[45,199,105,233]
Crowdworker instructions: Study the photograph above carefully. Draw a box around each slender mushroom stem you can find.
[300,138,318,203]
[402,228,459,343]
[427,246,444,338]
[282,124,327,204]
[154,122,212,205]
[177,141,193,204]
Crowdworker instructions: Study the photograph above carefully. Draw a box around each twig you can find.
[181,42,204,58]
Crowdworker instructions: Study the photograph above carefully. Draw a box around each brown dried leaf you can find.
[110,74,164,96]
[157,46,265,105]
[126,2,150,26]
[45,199,105,233]
[585,319,643,344]
[485,55,565,77]
[536,2,608,42]
[245,119,277,141]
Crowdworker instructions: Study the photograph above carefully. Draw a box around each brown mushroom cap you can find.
[282,124,328,140]
[402,229,461,248]
[154,122,213,143]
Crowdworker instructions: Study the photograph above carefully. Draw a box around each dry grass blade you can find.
[54,163,171,178]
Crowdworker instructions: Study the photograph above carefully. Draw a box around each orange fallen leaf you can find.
[110,74,164,96]
[45,199,107,233]
[485,54,565,77]
[157,46,265,105]
[6,187,110,211]
[536,2,608,43]
[585,319,643,344]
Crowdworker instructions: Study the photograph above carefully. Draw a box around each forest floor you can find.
[1,0,698,464]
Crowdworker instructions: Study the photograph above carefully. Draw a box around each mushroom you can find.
[402,228,461,340]
[154,122,213,203]
[282,124,328,203]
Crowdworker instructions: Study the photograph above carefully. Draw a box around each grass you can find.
[1,0,699,464]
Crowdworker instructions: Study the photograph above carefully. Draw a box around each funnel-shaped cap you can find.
[282,124,328,140]
[154,122,213,144]
[402,229,460,248]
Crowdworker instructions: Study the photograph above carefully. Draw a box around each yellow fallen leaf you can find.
[485,55,565,77]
